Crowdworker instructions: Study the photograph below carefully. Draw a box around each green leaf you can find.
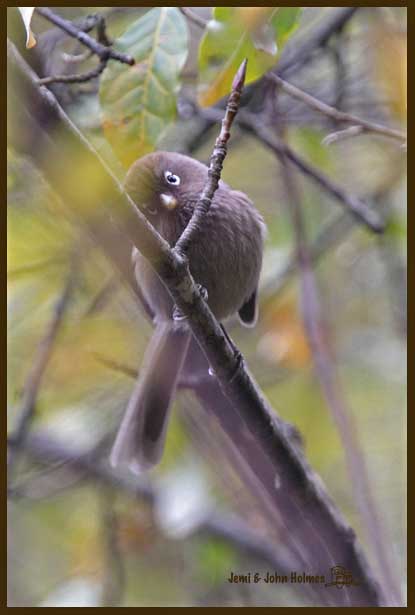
[198,7,302,107]
[99,7,188,168]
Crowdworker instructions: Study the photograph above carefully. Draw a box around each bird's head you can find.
[124,151,209,221]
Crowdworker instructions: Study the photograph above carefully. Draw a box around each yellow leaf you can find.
[236,7,276,32]
[370,24,407,121]
[198,8,301,107]
[259,297,311,369]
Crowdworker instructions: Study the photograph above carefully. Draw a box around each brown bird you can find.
[110,151,266,472]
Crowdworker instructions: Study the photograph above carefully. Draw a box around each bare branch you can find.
[174,59,247,259]
[7,258,77,476]
[83,275,120,317]
[99,488,125,607]
[179,7,208,29]
[274,132,401,606]
[276,8,359,78]
[37,57,107,86]
[34,9,127,86]
[269,73,406,144]
[94,13,113,47]
[239,112,385,233]
[92,352,138,381]
[322,125,365,145]
[36,7,134,66]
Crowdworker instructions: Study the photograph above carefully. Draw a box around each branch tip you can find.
[232,58,248,91]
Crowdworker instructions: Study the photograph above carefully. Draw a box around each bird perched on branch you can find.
[111,151,266,472]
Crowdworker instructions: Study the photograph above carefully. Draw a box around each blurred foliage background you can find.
[8,6,406,607]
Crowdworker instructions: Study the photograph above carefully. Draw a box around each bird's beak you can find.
[160,193,178,211]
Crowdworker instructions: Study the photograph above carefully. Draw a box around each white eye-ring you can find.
[164,170,180,186]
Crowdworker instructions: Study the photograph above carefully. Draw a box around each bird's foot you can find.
[229,349,245,383]
[197,284,208,301]
[172,285,208,322]
[172,305,187,322]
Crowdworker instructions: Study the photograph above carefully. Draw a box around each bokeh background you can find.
[8,7,406,607]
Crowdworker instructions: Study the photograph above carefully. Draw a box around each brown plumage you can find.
[110,151,266,472]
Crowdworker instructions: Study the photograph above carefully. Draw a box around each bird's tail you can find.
[110,322,191,472]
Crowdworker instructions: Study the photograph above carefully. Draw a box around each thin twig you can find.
[174,59,247,258]
[99,488,125,607]
[322,125,365,145]
[36,7,134,66]
[36,10,123,86]
[84,276,119,317]
[375,204,407,339]
[95,14,113,47]
[329,36,347,112]
[92,351,218,390]
[276,8,359,78]
[239,112,385,233]
[179,7,208,29]
[7,259,77,476]
[92,352,138,380]
[37,57,107,85]
[269,73,406,144]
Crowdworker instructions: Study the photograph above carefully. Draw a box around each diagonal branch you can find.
[99,488,125,607]
[275,8,359,78]
[179,7,208,29]
[33,8,132,87]
[36,7,134,66]
[239,112,385,233]
[274,131,401,606]
[7,257,77,476]
[269,73,406,144]
[37,57,108,86]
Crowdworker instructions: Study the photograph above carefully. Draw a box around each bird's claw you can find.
[197,284,208,301]
[172,285,207,322]
[172,305,187,322]
[229,349,244,383]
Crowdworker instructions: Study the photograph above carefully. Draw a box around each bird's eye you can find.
[164,171,180,186]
